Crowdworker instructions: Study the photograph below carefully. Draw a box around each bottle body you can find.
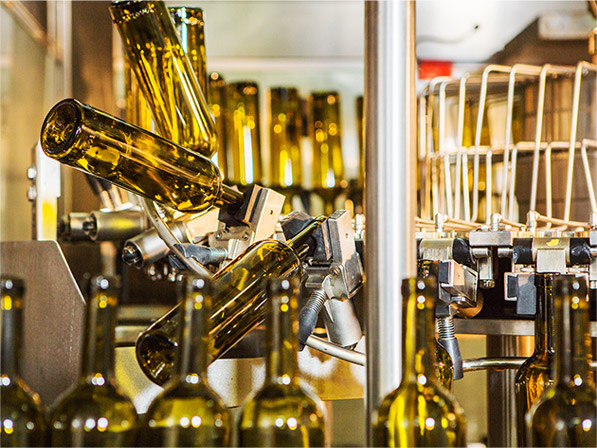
[374,278,466,447]
[1,277,47,447]
[237,278,327,447]
[311,91,344,214]
[136,240,303,385]
[110,0,217,158]
[50,276,138,446]
[527,275,596,447]
[269,87,303,190]
[227,81,263,186]
[209,72,229,178]
[40,99,227,213]
[140,278,231,447]
[515,273,556,446]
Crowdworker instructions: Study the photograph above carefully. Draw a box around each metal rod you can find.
[580,139,597,213]
[365,1,416,442]
[564,62,596,220]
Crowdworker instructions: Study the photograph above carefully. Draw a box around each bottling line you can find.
[1,1,596,447]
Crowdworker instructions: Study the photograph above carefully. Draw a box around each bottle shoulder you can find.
[146,381,229,418]
[1,378,44,412]
[379,381,465,419]
[531,383,597,413]
[515,355,554,383]
[50,381,137,422]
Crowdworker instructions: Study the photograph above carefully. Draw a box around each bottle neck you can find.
[81,280,118,382]
[401,278,438,384]
[1,282,23,378]
[174,280,210,383]
[285,216,326,261]
[534,274,555,356]
[554,275,591,386]
[265,280,299,384]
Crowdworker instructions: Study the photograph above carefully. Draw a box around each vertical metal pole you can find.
[364,0,417,443]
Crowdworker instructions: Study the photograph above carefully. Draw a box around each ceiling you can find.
[168,0,594,63]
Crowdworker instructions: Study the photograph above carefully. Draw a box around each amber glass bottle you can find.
[417,259,455,391]
[139,278,231,447]
[40,99,242,213]
[136,217,325,386]
[208,72,229,177]
[515,273,556,446]
[527,275,596,447]
[237,278,327,447]
[374,278,466,447]
[110,0,216,158]
[1,277,47,447]
[124,59,152,131]
[311,91,344,214]
[269,87,303,210]
[169,7,208,96]
[227,81,263,186]
[50,276,138,446]
[356,95,364,190]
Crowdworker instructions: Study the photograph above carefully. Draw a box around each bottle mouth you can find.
[110,0,158,24]
[40,99,82,158]
[135,330,177,386]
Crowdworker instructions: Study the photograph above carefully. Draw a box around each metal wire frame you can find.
[418,62,597,229]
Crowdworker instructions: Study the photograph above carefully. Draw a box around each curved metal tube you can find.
[141,198,212,278]
[305,335,366,366]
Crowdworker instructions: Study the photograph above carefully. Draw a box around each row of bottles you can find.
[1,272,327,447]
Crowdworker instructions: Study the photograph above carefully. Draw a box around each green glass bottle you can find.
[110,0,217,158]
[311,91,345,215]
[227,81,263,187]
[1,277,47,447]
[237,278,327,447]
[269,86,303,212]
[374,278,467,447]
[208,72,229,178]
[527,274,596,447]
[139,278,231,447]
[515,273,556,446]
[136,217,325,386]
[169,7,208,96]
[40,99,243,213]
[50,276,138,446]
[417,259,455,391]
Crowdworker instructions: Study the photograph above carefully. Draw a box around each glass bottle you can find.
[208,72,229,178]
[169,7,208,96]
[139,278,231,447]
[227,81,263,187]
[136,217,325,386]
[269,87,303,211]
[124,59,152,131]
[374,278,467,447]
[110,0,217,158]
[356,95,364,190]
[50,275,138,446]
[311,91,345,214]
[237,278,327,447]
[1,277,47,447]
[40,99,243,213]
[417,259,455,391]
[515,273,556,446]
[527,274,596,447]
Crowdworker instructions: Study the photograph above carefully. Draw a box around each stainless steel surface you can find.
[88,209,147,241]
[486,335,518,447]
[364,1,417,442]
[0,241,86,406]
[463,357,526,372]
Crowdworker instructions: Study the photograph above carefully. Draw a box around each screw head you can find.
[26,186,37,201]
[27,166,37,180]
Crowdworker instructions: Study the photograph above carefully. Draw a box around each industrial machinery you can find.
[1,1,596,447]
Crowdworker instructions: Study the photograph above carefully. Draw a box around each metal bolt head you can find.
[215,231,222,240]
[27,166,37,180]
[26,185,37,201]
[480,279,495,289]
[242,231,251,241]
[330,267,341,276]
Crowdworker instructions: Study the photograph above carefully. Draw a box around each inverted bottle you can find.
[136,217,325,386]
[110,0,217,158]
[374,277,467,447]
[1,277,47,447]
[237,278,327,447]
[526,274,596,447]
[40,99,242,213]
[140,278,231,447]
